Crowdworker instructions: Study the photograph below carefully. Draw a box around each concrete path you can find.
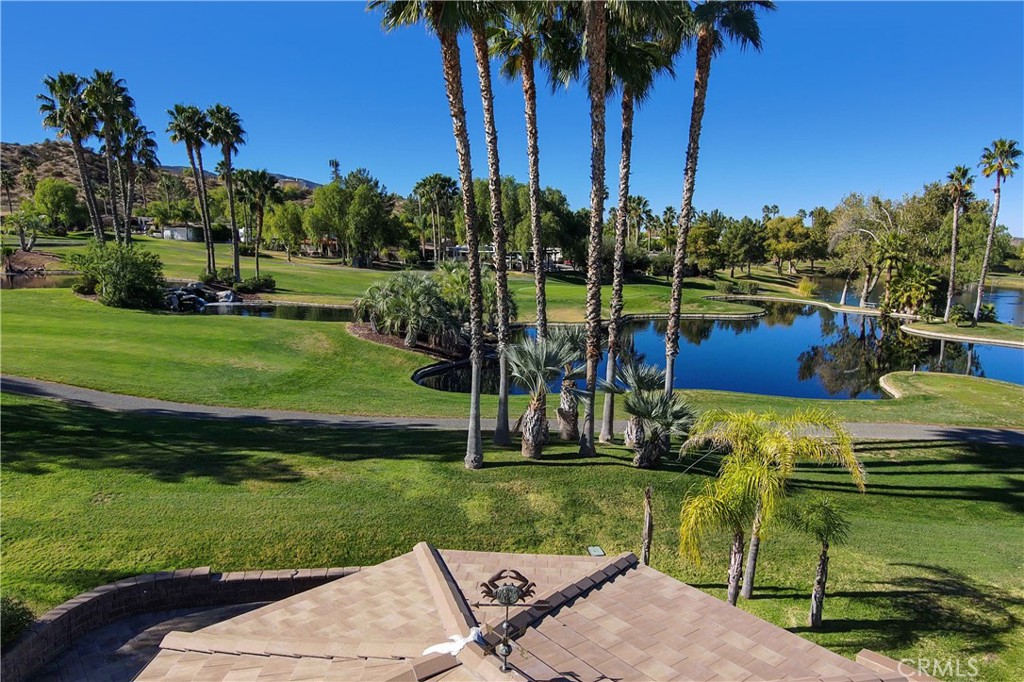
[3,375,1023,446]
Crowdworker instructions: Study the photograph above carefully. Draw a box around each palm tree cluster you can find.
[38,71,158,246]
[372,1,775,469]
[166,103,250,280]
[678,409,864,622]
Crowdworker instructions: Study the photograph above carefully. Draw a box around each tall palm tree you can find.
[376,0,487,470]
[975,139,1021,320]
[679,481,755,606]
[86,70,134,244]
[786,495,851,628]
[600,9,679,443]
[664,1,774,400]
[117,116,158,246]
[506,338,575,458]
[38,72,104,241]
[490,1,560,341]
[683,408,864,600]
[580,0,609,457]
[248,170,283,278]
[206,104,246,281]
[466,1,513,447]
[943,165,974,322]
[167,104,216,273]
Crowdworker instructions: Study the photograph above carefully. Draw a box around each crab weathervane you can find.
[474,570,549,673]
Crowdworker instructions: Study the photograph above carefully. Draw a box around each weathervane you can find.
[473,569,549,672]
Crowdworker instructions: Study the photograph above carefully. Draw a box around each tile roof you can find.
[136,543,932,682]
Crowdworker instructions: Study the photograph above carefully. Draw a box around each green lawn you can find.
[3,289,1022,427]
[906,319,1024,345]
[2,392,1021,681]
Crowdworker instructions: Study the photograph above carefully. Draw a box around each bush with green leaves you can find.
[1,595,34,647]
[356,272,460,349]
[650,251,673,278]
[948,304,973,327]
[714,280,737,294]
[216,267,235,283]
[237,244,256,257]
[234,275,276,294]
[198,271,218,286]
[66,241,166,309]
[797,277,818,297]
[977,303,998,323]
[738,281,760,295]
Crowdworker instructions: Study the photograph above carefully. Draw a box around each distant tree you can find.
[688,209,728,274]
[205,104,246,280]
[412,173,458,262]
[265,201,306,261]
[974,139,1020,320]
[86,70,134,243]
[328,158,341,182]
[34,177,84,231]
[943,165,974,321]
[246,170,283,277]
[0,168,14,212]
[7,203,46,252]
[720,216,764,276]
[167,104,216,272]
[764,215,807,274]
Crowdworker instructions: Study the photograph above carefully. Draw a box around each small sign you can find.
[587,546,605,557]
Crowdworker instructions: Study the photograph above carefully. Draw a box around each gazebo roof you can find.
[136,543,926,681]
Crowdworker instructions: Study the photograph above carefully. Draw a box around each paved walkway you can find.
[29,603,264,682]
[4,375,1023,446]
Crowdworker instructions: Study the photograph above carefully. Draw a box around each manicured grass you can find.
[987,270,1024,290]
[2,290,1022,427]
[906,320,1024,345]
[2,392,1021,681]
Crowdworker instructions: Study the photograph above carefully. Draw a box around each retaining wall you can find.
[0,565,358,682]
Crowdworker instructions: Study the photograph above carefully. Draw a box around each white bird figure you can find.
[422,627,484,656]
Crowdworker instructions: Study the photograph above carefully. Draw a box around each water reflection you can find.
[417,303,1022,399]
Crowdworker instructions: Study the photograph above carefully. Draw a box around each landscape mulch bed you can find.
[347,323,460,361]
[5,249,64,272]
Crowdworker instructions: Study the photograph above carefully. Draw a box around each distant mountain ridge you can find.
[160,165,322,190]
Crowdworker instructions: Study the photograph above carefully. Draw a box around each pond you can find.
[1,273,77,290]
[813,277,1024,326]
[201,303,354,322]
[416,302,1024,400]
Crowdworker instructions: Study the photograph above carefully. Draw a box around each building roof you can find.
[136,543,925,682]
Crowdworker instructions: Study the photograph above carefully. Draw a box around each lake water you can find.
[814,277,1024,326]
[0,273,76,290]
[201,303,354,322]
[417,303,1024,400]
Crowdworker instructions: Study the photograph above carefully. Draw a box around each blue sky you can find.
[2,1,1022,235]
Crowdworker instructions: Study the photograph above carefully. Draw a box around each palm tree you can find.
[942,166,974,322]
[622,389,693,468]
[38,72,104,240]
[167,104,216,273]
[975,139,1021,321]
[600,9,679,443]
[376,0,487,470]
[604,358,666,448]
[117,116,158,246]
[490,1,557,341]
[1,168,15,213]
[580,0,610,457]
[206,104,246,281]
[86,70,134,244]
[683,408,864,600]
[664,1,774,401]
[549,325,586,441]
[248,170,283,278]
[785,495,851,628]
[465,2,513,447]
[679,481,755,606]
[506,338,574,458]
[328,158,341,182]
[875,230,906,308]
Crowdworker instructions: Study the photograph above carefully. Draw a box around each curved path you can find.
[4,375,1023,446]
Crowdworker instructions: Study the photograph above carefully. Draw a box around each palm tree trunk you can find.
[580,0,608,457]
[943,198,961,322]
[224,154,240,281]
[727,530,745,606]
[103,137,123,244]
[194,147,216,273]
[521,393,547,458]
[839,274,850,306]
[741,504,763,599]
[557,375,579,441]
[809,541,829,628]
[434,21,483,470]
[859,265,873,308]
[72,138,104,241]
[623,415,644,448]
[520,39,548,340]
[601,89,634,444]
[255,202,264,279]
[471,24,512,447]
[665,29,713,401]
[974,178,1000,321]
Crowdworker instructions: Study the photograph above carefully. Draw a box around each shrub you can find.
[237,244,256,257]
[210,224,231,242]
[198,271,217,286]
[739,281,760,295]
[948,304,973,327]
[650,251,673,278]
[977,303,998,323]
[714,280,738,294]
[1,595,34,647]
[71,273,98,295]
[216,267,235,283]
[797,277,818,297]
[397,247,420,265]
[234,274,276,294]
[65,241,165,309]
